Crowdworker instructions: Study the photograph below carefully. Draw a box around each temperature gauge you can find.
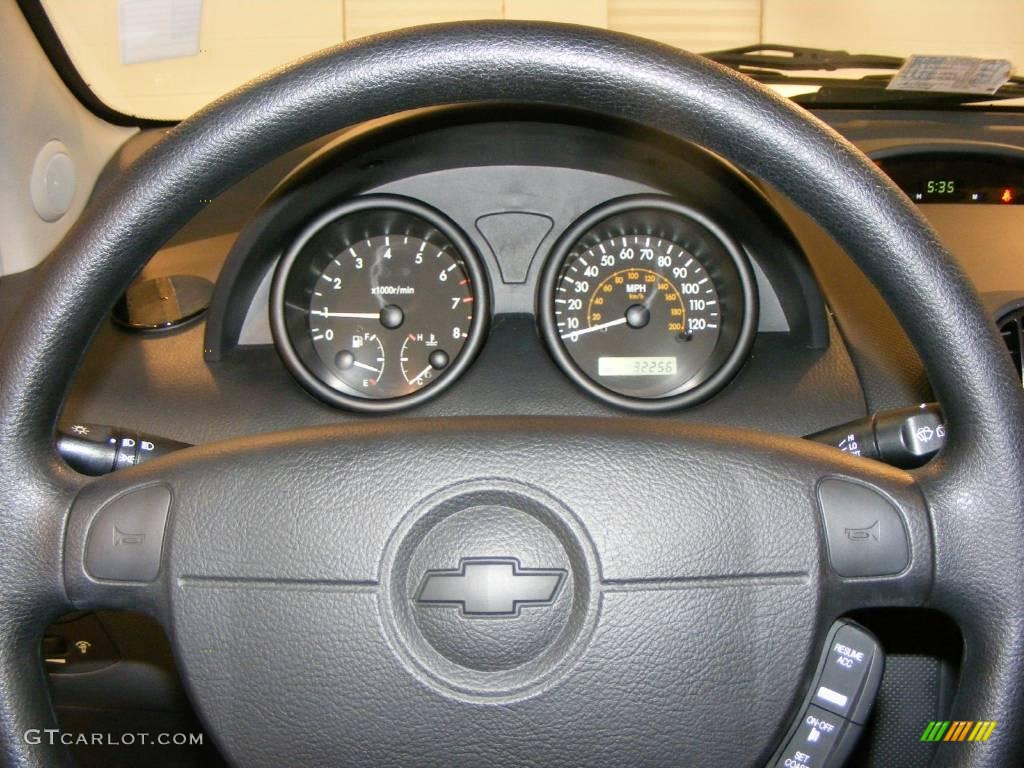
[400,332,453,388]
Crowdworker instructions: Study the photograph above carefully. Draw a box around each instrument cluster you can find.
[272,193,757,412]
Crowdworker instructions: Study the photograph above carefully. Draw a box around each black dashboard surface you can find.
[4,106,1022,446]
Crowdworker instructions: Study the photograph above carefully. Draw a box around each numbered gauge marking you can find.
[553,235,722,399]
[307,234,472,399]
[540,198,756,409]
[272,199,488,411]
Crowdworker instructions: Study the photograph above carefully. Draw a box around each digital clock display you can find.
[925,180,956,195]
[876,152,1023,205]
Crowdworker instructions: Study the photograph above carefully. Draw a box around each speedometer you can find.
[271,196,489,412]
[539,196,757,410]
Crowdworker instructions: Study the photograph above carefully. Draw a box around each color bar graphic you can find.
[921,721,997,742]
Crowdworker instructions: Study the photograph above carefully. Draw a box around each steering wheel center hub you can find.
[380,480,600,700]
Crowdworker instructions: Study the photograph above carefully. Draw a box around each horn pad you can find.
[379,480,601,700]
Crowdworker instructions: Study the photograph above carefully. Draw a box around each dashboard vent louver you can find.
[998,307,1024,386]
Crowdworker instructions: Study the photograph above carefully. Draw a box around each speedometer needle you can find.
[310,310,380,319]
[560,316,628,340]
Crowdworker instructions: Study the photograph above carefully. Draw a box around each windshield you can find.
[36,0,1024,121]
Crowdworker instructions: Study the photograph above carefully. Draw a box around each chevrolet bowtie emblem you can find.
[415,557,566,617]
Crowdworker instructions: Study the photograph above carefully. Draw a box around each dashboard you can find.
[5,104,1013,450]
[2,93,1023,768]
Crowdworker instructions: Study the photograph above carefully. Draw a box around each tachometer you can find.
[539,196,757,410]
[271,197,489,411]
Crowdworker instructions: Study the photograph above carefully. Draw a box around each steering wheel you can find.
[1,22,1022,767]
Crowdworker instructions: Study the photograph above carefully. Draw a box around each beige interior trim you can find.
[0,3,135,277]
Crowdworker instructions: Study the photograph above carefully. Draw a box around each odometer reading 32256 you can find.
[554,235,722,399]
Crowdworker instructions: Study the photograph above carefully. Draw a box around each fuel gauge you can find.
[318,331,386,394]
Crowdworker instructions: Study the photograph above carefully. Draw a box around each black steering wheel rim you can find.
[1,21,1022,767]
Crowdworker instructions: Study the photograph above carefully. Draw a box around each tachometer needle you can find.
[310,310,380,319]
[352,361,381,374]
[560,316,628,340]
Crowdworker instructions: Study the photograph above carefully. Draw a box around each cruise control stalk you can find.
[57,423,190,476]
[806,403,945,468]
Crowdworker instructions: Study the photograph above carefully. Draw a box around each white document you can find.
[120,0,202,65]
[888,55,1012,95]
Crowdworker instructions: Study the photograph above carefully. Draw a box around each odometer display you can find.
[598,356,677,377]
[540,197,757,410]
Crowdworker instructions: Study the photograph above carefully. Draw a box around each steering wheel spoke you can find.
[63,467,176,621]
[814,461,935,615]
[908,457,1024,760]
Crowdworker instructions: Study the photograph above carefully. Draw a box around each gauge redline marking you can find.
[272,198,490,413]
[298,233,473,398]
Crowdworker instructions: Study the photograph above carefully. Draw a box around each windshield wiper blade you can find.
[701,45,1024,106]
[702,44,905,73]
[791,76,1024,107]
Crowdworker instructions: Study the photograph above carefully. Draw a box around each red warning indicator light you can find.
[1001,188,1014,204]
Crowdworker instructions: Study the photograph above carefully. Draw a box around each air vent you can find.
[998,307,1024,386]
